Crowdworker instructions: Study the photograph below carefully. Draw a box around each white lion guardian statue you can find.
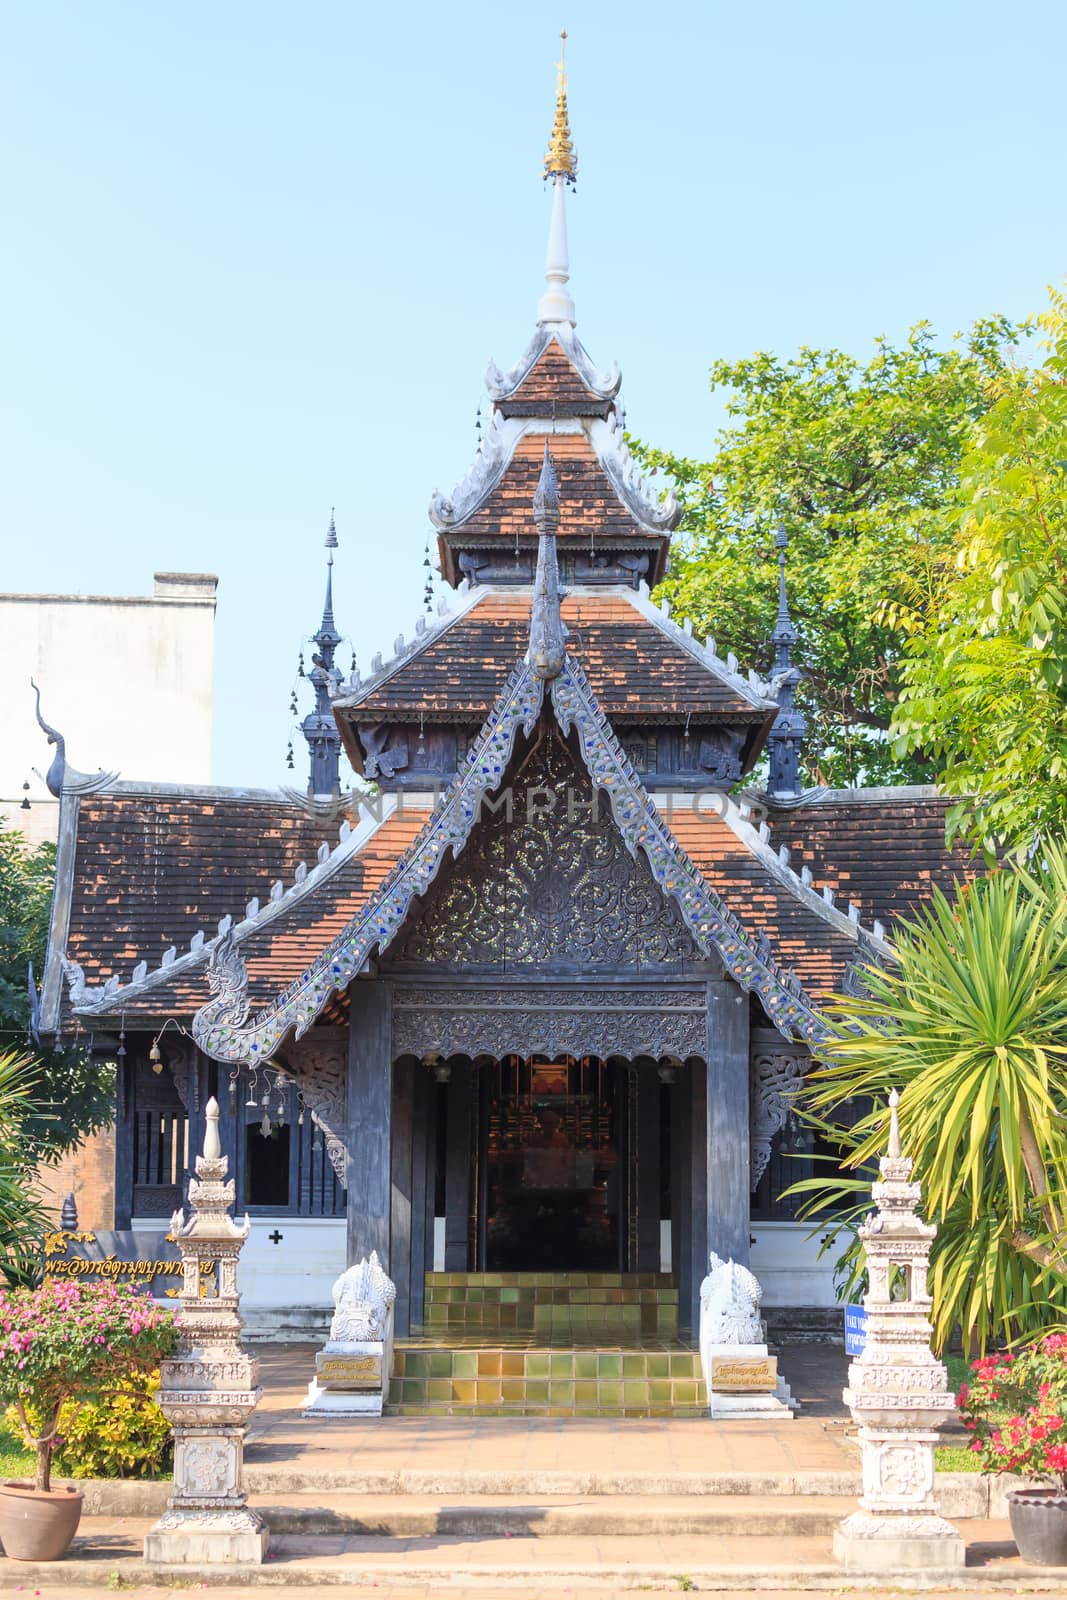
[699,1251,764,1345]
[327,1251,397,1347]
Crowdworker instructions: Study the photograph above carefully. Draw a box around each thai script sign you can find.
[44,1230,217,1298]
[710,1355,778,1393]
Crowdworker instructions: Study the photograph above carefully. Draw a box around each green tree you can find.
[0,820,113,1165]
[633,317,1028,787]
[787,843,1067,1354]
[891,286,1067,858]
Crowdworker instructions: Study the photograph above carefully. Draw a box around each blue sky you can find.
[2,1,1064,787]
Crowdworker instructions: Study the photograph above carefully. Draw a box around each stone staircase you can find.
[6,1471,1038,1590]
[390,1271,700,1416]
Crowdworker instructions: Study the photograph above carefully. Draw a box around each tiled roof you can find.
[341,590,769,724]
[665,808,857,1002]
[50,790,424,1023]
[765,790,978,933]
[497,345,613,415]
[438,432,669,585]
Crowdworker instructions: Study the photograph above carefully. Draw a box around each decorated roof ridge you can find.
[485,325,620,402]
[754,781,948,808]
[331,577,484,711]
[190,662,547,1062]
[187,644,858,1066]
[64,790,419,1018]
[547,658,829,1042]
[428,412,680,536]
[528,441,567,681]
[627,584,778,712]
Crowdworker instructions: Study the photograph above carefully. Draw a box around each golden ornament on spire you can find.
[543,30,577,185]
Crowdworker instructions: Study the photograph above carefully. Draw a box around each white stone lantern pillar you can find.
[144,1097,267,1565]
[834,1091,963,1573]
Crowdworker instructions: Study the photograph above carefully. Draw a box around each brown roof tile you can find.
[348,592,762,721]
[767,793,979,933]
[59,793,424,1021]
[665,808,857,1001]
[457,432,653,545]
[497,346,613,415]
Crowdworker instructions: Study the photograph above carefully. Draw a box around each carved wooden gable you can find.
[386,726,704,971]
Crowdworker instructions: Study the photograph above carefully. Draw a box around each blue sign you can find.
[844,1303,868,1355]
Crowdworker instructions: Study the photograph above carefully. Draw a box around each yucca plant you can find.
[0,1048,50,1287]
[786,841,1067,1353]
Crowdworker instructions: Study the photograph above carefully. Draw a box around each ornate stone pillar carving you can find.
[834,1091,962,1574]
[144,1098,267,1566]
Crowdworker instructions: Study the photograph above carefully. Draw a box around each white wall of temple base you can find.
[750,1221,844,1306]
[135,1214,346,1340]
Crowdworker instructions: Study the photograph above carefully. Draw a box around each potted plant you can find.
[958,1334,1067,1566]
[0,1277,175,1560]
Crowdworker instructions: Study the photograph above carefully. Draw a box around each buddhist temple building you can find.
[40,46,972,1403]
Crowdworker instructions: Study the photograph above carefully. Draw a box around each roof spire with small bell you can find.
[528,441,568,679]
[766,522,807,799]
[538,32,577,327]
[299,511,344,798]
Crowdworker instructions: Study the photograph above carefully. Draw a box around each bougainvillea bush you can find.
[0,1278,176,1490]
[957,1334,1067,1488]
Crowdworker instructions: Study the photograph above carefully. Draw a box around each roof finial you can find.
[298,511,344,798]
[766,522,807,800]
[538,32,577,327]
[528,440,568,679]
[543,32,577,185]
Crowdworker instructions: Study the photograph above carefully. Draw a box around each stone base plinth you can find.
[708,1381,797,1420]
[144,1506,268,1565]
[703,1342,798,1419]
[304,1377,384,1416]
[303,1337,390,1416]
[834,1513,964,1572]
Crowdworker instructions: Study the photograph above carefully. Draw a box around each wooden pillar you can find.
[443,1060,473,1270]
[706,979,751,1268]
[390,1055,415,1337]
[114,1051,134,1230]
[634,1059,661,1272]
[346,981,392,1268]
[408,1063,433,1330]
[684,1056,708,1336]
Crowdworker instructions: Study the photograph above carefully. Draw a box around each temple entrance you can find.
[484,1055,620,1271]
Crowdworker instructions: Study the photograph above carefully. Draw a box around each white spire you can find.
[538,176,575,326]
[537,33,577,327]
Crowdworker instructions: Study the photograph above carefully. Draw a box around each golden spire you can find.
[543,30,577,185]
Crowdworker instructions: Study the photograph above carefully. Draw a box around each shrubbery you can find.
[0,1278,176,1489]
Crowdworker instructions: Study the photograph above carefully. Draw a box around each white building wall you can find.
[0,572,217,843]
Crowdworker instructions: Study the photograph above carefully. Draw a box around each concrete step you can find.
[246,1490,855,1537]
[72,1469,1001,1523]
[5,1518,1064,1590]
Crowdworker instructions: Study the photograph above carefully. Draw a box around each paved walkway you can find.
[244,1343,857,1482]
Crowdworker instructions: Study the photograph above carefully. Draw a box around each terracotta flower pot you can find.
[0,1481,83,1561]
[1008,1487,1067,1567]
